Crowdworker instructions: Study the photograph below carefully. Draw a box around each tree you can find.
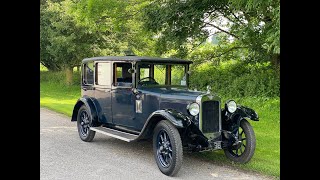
[40,1,62,71]
[142,0,280,69]
[73,0,157,56]
[40,0,109,84]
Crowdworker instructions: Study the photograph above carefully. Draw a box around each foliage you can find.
[187,42,249,66]
[189,60,279,97]
[40,0,109,71]
[40,69,81,86]
[73,0,157,56]
[142,0,280,66]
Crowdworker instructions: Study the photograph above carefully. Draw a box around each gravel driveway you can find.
[40,108,273,180]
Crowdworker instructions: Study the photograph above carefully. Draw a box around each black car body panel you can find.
[71,97,101,126]
[71,56,259,152]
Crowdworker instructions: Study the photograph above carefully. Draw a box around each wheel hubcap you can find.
[79,110,90,137]
[157,130,173,168]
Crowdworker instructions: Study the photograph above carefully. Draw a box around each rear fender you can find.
[71,97,99,125]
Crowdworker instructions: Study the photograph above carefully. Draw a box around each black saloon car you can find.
[71,56,259,176]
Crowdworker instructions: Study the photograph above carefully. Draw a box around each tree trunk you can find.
[65,67,73,85]
[76,66,80,72]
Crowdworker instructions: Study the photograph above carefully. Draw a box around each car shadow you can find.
[89,134,252,179]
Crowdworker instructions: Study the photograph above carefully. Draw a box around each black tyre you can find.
[224,119,256,163]
[153,120,183,176]
[77,105,96,142]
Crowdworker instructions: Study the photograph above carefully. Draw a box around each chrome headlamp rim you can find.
[226,100,237,113]
[187,102,200,116]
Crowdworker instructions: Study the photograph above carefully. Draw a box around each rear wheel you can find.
[153,120,183,176]
[224,119,256,163]
[77,105,96,142]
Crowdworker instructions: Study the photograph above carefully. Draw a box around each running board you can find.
[90,127,139,142]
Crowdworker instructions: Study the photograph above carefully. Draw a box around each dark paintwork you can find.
[71,56,259,152]
[237,106,259,121]
[111,88,136,128]
[221,105,259,146]
[94,87,112,124]
[71,97,98,124]
[133,109,192,141]
[133,87,203,130]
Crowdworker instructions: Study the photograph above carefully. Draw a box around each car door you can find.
[111,62,137,129]
[94,62,112,124]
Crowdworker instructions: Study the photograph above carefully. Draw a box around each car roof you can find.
[82,56,192,64]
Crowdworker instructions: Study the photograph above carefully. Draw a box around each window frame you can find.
[94,62,112,88]
[136,62,189,88]
[112,61,134,89]
[82,61,95,86]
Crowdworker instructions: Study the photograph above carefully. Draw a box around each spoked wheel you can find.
[157,130,173,168]
[77,105,95,142]
[224,119,256,163]
[153,120,182,176]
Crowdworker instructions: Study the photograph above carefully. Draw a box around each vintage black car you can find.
[71,56,259,176]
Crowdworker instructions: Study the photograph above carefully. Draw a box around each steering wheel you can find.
[138,77,158,86]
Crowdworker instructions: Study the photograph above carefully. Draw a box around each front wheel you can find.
[224,119,256,163]
[153,120,183,176]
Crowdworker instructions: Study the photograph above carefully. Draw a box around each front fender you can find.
[222,105,258,134]
[150,109,191,128]
[237,106,259,121]
[137,109,191,140]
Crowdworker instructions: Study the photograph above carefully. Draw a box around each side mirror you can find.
[128,68,135,74]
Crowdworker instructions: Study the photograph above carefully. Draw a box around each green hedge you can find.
[40,71,81,86]
[189,61,279,98]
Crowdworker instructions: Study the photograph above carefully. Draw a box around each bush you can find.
[189,61,280,98]
[40,70,81,86]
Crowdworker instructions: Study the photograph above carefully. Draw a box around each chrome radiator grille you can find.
[196,94,221,140]
[201,101,220,133]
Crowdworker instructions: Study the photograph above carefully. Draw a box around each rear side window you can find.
[83,62,94,85]
[95,62,111,86]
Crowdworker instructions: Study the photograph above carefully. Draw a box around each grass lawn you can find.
[40,82,80,116]
[40,71,279,178]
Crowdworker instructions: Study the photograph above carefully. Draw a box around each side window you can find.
[113,63,132,87]
[154,64,166,85]
[83,62,94,85]
[171,64,187,86]
[95,62,111,87]
[139,64,150,80]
